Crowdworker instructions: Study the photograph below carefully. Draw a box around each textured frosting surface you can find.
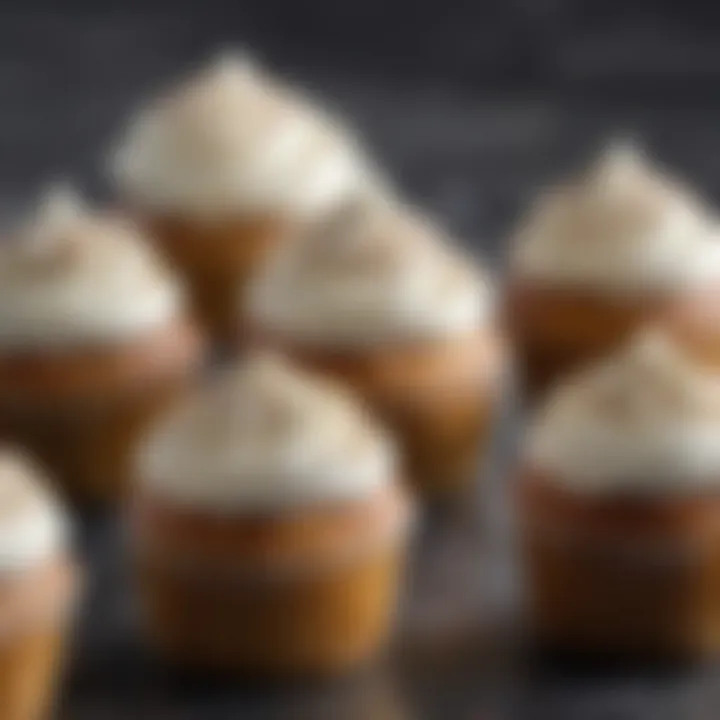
[527,331,720,493]
[249,199,492,347]
[137,354,395,510]
[113,53,376,218]
[0,451,68,572]
[0,188,181,349]
[512,143,720,295]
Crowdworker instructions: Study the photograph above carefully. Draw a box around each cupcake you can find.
[112,52,378,343]
[247,199,504,499]
[0,451,77,720]
[519,331,720,658]
[131,353,412,677]
[506,143,720,401]
[0,188,203,503]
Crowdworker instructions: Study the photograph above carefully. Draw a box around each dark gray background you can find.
[4,1,720,718]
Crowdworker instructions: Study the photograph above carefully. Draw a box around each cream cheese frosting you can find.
[0,187,182,350]
[512,143,720,295]
[527,330,720,493]
[112,52,377,218]
[0,451,68,573]
[137,353,395,510]
[248,199,492,348]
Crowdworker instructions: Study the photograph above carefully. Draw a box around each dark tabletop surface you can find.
[4,2,720,718]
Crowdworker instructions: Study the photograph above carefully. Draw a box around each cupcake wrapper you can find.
[135,541,407,677]
[146,214,286,345]
[0,375,192,503]
[520,482,720,658]
[0,560,79,720]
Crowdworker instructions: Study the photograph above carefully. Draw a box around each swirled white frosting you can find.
[0,451,68,573]
[137,353,395,510]
[512,143,720,295]
[248,199,492,347]
[527,330,720,493]
[112,52,377,218]
[0,188,182,349]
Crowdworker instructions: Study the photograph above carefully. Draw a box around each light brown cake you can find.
[0,453,79,720]
[0,188,204,503]
[506,142,720,402]
[131,354,413,677]
[112,52,378,344]
[247,199,504,499]
[519,332,720,658]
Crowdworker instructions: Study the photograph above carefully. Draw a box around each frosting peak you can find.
[0,187,182,349]
[112,51,378,218]
[527,330,720,493]
[249,198,492,347]
[137,353,395,510]
[513,143,720,294]
[0,450,68,572]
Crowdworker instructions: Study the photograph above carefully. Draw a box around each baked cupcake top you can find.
[112,52,376,219]
[527,330,720,494]
[0,451,68,573]
[137,353,395,511]
[248,199,492,348]
[0,188,182,350]
[512,143,720,295]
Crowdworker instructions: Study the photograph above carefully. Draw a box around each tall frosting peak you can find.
[137,354,395,510]
[527,330,720,492]
[112,49,380,218]
[513,142,720,294]
[0,187,181,349]
[249,198,492,347]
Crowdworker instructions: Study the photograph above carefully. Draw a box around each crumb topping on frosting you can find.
[513,142,720,295]
[0,187,181,349]
[112,52,379,218]
[249,197,492,347]
[527,329,720,492]
[137,353,395,510]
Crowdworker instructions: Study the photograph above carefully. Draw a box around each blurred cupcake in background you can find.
[518,330,720,659]
[0,451,78,720]
[247,198,504,500]
[112,51,381,344]
[0,188,204,503]
[131,353,412,677]
[506,142,720,401]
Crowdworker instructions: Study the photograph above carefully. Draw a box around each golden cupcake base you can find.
[519,472,720,659]
[0,626,67,720]
[0,560,78,720]
[250,330,504,500]
[131,485,412,678]
[137,548,404,677]
[665,288,720,369]
[505,280,668,402]
[0,321,203,504]
[146,214,286,345]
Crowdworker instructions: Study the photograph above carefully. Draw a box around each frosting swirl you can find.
[249,199,492,347]
[512,143,720,295]
[137,353,395,510]
[0,450,68,572]
[112,52,377,218]
[527,330,720,493]
[0,188,182,349]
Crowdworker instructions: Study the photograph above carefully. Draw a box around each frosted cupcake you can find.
[112,52,378,343]
[519,331,720,658]
[131,354,412,677]
[248,199,504,499]
[0,451,77,720]
[506,143,720,401]
[0,188,204,503]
